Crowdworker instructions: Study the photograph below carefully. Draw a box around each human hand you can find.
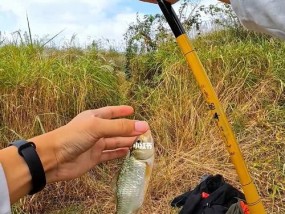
[33,106,149,183]
[140,0,179,4]
[0,105,149,203]
[218,0,230,3]
[140,0,230,5]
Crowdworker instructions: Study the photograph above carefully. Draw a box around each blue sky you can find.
[0,0,213,47]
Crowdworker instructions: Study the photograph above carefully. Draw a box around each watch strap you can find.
[9,140,46,195]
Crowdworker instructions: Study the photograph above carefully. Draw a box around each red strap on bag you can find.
[201,192,210,199]
[240,201,250,214]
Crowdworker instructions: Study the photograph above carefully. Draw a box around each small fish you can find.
[116,130,155,214]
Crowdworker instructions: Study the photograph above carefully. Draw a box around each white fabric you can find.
[0,164,11,214]
[231,0,285,40]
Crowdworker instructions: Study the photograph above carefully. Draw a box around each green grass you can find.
[1,27,284,213]
[0,44,125,143]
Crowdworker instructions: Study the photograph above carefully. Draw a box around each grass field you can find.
[0,27,284,213]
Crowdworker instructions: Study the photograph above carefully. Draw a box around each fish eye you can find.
[137,140,141,143]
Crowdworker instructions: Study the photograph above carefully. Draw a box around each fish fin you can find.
[142,157,154,200]
[145,161,153,179]
[133,207,141,214]
[112,175,118,194]
[126,150,131,158]
[113,153,130,204]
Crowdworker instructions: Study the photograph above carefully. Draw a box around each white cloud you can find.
[0,0,224,47]
[0,0,140,47]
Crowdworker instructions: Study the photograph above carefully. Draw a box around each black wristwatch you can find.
[9,140,46,195]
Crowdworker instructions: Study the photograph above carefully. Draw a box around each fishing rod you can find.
[140,0,266,213]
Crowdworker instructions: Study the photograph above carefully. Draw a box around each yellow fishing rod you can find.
[140,0,266,213]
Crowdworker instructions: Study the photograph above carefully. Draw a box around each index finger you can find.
[92,105,134,119]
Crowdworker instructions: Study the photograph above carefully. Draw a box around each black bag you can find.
[171,174,245,214]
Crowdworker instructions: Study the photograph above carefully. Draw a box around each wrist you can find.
[9,141,46,194]
[28,129,60,184]
[0,146,32,203]
[0,129,62,203]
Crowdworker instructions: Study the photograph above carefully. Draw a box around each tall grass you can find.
[127,28,285,213]
[0,27,284,213]
[0,44,125,142]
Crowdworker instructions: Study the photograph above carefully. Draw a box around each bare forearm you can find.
[0,130,59,203]
[0,146,31,203]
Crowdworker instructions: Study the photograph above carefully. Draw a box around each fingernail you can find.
[135,121,149,132]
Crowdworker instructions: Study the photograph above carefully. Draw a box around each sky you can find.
[0,0,215,48]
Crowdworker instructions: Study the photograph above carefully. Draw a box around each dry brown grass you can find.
[1,29,284,213]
